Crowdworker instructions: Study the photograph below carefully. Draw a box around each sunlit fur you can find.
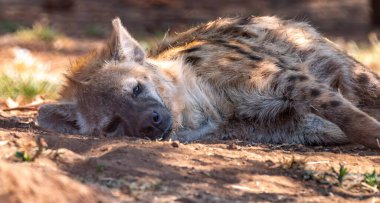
[38,16,380,149]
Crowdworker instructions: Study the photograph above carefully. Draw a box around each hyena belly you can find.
[151,16,380,147]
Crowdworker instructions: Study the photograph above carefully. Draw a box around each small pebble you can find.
[171,141,180,148]
[227,143,239,150]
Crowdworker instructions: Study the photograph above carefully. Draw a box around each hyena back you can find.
[38,16,380,149]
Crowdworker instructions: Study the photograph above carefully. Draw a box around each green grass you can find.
[331,164,349,186]
[15,151,31,162]
[15,24,62,43]
[364,170,379,188]
[0,73,58,103]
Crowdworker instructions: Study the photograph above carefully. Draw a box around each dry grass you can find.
[337,33,380,73]
[15,23,62,43]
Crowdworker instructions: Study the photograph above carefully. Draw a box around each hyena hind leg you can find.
[352,66,380,121]
[289,75,380,149]
[234,70,380,149]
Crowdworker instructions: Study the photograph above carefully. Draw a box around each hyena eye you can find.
[104,117,122,133]
[132,83,142,97]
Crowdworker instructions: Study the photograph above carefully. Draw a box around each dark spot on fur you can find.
[221,27,238,35]
[330,100,341,107]
[237,17,252,25]
[219,24,256,39]
[287,74,308,82]
[324,60,341,74]
[330,77,342,90]
[341,116,351,124]
[271,82,279,91]
[222,26,241,36]
[299,48,315,60]
[287,75,297,82]
[67,120,80,130]
[241,31,252,38]
[320,103,328,109]
[310,88,321,97]
[286,85,294,92]
[182,46,201,53]
[185,56,201,66]
[220,43,262,61]
[213,39,227,44]
[288,67,300,71]
[275,62,287,70]
[298,75,308,81]
[357,73,370,84]
[226,56,241,61]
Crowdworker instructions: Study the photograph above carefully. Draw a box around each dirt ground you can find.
[0,108,379,203]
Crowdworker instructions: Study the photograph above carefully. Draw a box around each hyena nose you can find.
[137,108,172,140]
[152,111,162,125]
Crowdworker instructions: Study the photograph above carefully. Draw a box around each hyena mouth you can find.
[161,123,173,140]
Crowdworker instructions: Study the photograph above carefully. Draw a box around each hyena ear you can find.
[107,17,145,63]
[37,103,82,134]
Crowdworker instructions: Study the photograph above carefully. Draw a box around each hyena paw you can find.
[169,130,206,143]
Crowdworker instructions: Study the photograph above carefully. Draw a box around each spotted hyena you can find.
[37,16,380,149]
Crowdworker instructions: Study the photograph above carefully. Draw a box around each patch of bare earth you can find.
[0,109,379,203]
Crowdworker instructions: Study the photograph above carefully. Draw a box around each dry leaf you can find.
[5,98,19,108]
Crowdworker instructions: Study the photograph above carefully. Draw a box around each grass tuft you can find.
[0,74,58,103]
[364,170,379,189]
[331,164,349,186]
[0,47,60,105]
[15,23,62,43]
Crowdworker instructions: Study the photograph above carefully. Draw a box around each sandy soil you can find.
[0,109,379,203]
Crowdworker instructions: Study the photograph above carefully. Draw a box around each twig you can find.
[30,136,47,161]
[306,161,330,165]
[2,100,52,111]
[361,182,379,193]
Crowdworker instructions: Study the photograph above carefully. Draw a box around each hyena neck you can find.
[147,58,224,132]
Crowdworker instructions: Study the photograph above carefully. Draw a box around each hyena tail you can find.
[283,71,380,149]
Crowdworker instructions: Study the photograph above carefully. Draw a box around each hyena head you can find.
[37,18,173,139]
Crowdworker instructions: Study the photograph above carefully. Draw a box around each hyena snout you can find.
[137,107,172,140]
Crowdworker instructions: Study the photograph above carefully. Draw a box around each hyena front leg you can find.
[171,121,219,142]
[234,70,380,149]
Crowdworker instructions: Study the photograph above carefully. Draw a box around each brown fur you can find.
[37,16,380,149]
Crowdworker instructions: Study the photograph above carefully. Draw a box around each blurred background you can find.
[0,0,379,108]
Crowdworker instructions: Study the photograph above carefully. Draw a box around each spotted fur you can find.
[38,16,380,149]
